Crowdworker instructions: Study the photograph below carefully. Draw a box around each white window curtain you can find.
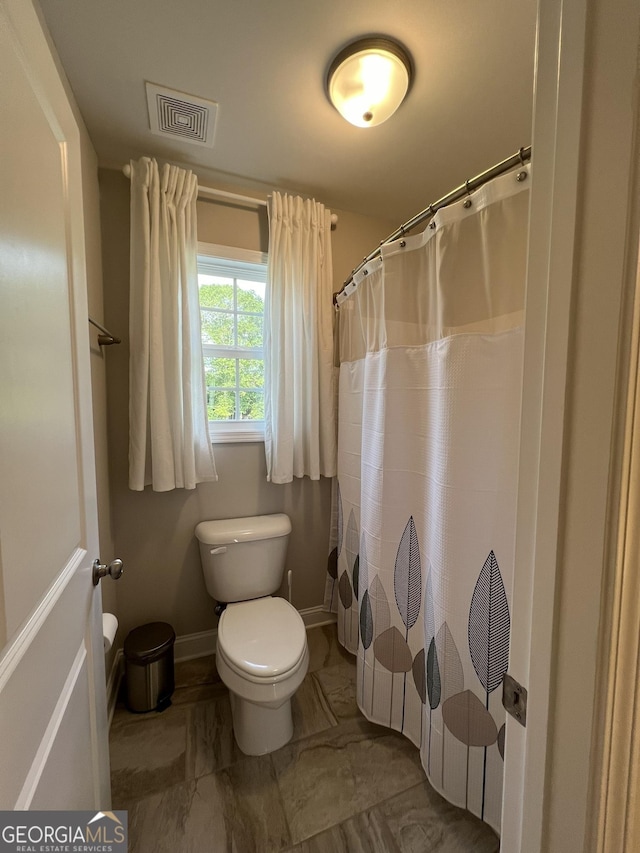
[128,157,217,491]
[264,192,336,484]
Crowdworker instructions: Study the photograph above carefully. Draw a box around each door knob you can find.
[93,558,124,586]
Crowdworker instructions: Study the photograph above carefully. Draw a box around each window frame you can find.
[197,242,267,444]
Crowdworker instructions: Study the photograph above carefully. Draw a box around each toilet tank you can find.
[195,514,292,603]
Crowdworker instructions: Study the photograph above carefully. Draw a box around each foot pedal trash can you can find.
[124,622,175,713]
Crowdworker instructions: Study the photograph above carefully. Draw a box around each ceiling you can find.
[38,0,537,224]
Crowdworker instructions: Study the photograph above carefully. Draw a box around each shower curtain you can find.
[324,164,530,832]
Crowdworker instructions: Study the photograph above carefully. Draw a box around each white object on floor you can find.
[102,613,118,654]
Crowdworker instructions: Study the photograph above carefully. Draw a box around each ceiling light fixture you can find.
[326,37,413,128]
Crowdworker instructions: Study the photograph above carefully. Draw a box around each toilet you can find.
[194,513,308,756]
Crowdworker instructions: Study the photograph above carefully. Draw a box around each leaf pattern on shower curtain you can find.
[369,575,391,717]
[442,690,498,745]
[358,533,368,606]
[412,648,427,703]
[413,647,428,754]
[345,510,360,648]
[435,622,465,789]
[423,566,440,765]
[424,565,436,665]
[427,639,441,709]
[394,516,422,632]
[374,626,413,728]
[393,516,422,732]
[338,571,353,609]
[358,534,373,692]
[468,550,510,695]
[435,622,465,703]
[370,576,391,633]
[442,689,499,810]
[327,547,338,580]
[497,723,506,760]
[360,590,374,648]
[353,555,360,600]
[325,480,343,610]
[373,627,413,672]
[468,549,510,819]
[336,482,344,557]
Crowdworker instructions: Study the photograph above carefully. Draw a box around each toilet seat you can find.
[217,596,307,680]
[217,642,307,686]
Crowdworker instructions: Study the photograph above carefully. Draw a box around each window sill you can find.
[209,426,265,444]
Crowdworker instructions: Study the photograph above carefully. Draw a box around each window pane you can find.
[198,254,266,431]
[239,390,264,420]
[204,357,236,389]
[238,358,264,389]
[207,389,237,421]
[237,313,263,347]
[201,310,234,346]
[236,280,265,312]
[198,276,234,310]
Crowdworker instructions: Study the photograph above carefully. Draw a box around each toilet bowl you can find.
[194,514,309,756]
[216,597,308,755]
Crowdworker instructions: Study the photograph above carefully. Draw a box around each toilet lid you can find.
[217,597,307,678]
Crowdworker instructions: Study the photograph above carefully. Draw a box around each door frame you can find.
[590,242,640,853]
[502,0,640,850]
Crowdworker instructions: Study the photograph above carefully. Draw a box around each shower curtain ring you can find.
[516,148,529,182]
[463,180,472,208]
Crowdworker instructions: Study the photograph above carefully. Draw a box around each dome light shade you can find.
[326,37,413,128]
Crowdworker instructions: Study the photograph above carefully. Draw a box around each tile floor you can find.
[110,623,500,852]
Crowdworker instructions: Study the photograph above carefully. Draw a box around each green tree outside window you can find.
[198,264,266,424]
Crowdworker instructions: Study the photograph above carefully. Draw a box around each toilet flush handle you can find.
[210,546,227,555]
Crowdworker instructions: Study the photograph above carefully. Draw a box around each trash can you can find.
[124,622,175,713]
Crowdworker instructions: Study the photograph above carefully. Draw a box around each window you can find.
[197,243,267,442]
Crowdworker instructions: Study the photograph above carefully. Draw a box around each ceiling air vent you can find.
[145,82,218,148]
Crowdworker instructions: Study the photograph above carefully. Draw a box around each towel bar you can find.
[89,316,121,346]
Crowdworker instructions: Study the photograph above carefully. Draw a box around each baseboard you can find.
[299,605,337,629]
[106,604,337,725]
[174,629,217,662]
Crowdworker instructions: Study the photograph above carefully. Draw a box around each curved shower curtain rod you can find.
[334,145,532,306]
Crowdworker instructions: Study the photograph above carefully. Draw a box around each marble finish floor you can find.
[110,623,499,853]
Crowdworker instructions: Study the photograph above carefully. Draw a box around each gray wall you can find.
[80,120,120,675]
[99,168,395,644]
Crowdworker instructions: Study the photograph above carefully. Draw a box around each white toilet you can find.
[194,513,309,756]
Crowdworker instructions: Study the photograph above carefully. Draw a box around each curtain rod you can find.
[334,145,532,305]
[122,164,340,227]
[121,164,268,208]
[194,185,268,207]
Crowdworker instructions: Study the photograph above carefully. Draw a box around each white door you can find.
[0,0,110,809]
